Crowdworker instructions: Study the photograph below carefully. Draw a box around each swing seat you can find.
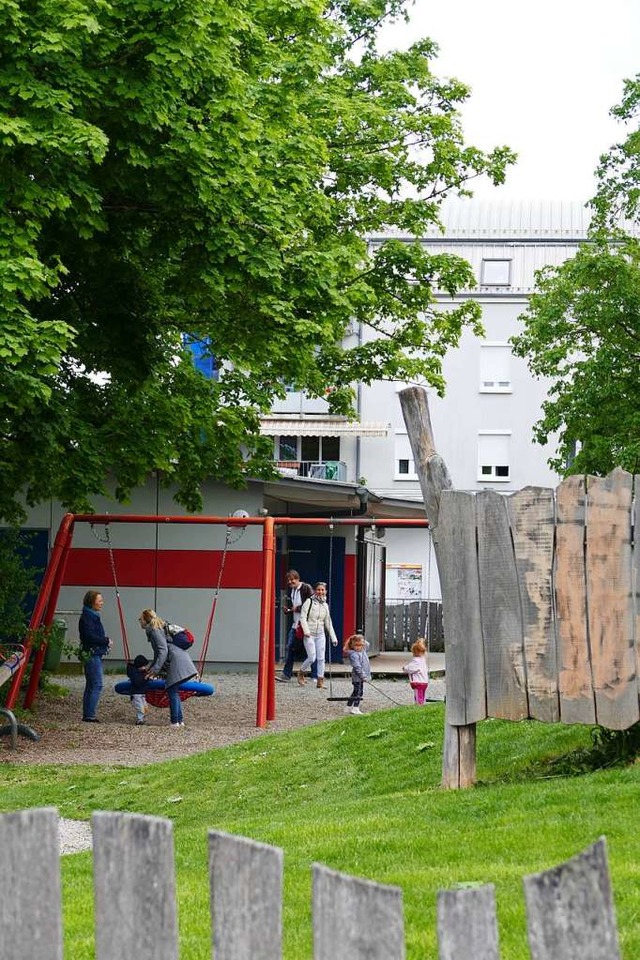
[114,678,215,710]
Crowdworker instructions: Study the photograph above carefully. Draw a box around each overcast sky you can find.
[381,0,640,201]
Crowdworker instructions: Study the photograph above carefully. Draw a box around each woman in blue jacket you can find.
[78,590,111,722]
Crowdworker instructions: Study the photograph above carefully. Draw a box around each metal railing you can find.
[275,460,347,481]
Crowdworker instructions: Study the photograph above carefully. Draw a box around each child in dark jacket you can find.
[126,655,150,725]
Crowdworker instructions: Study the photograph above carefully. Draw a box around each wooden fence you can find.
[437,468,639,730]
[383,600,444,652]
[400,385,640,787]
[0,808,622,959]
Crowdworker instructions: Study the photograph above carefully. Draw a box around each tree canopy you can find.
[0,0,515,522]
[512,77,640,477]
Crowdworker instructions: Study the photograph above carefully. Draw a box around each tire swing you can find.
[95,522,238,708]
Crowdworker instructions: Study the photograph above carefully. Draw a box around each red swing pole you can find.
[6,513,75,710]
[256,517,275,728]
[23,519,76,708]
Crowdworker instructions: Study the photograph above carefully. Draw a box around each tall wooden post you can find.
[399,386,477,788]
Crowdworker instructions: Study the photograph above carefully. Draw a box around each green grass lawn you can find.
[3,704,640,958]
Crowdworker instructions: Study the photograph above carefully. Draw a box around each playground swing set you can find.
[5,512,429,734]
[92,522,217,707]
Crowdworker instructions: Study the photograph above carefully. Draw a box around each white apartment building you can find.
[266,199,594,600]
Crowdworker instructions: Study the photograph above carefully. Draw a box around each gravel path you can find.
[3,672,444,854]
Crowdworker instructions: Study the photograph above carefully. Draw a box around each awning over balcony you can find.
[259,416,390,438]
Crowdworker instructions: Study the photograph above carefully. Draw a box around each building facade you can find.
[265,200,595,601]
[14,200,597,663]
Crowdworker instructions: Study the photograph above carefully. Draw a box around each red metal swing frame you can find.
[7,514,428,727]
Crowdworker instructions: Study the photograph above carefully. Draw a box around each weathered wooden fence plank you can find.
[477,490,527,721]
[394,604,406,647]
[585,470,637,730]
[92,812,178,960]
[0,808,62,960]
[384,605,397,649]
[508,487,559,723]
[313,864,405,960]
[555,475,596,725]
[209,831,283,960]
[438,491,486,725]
[524,838,620,960]
[437,884,500,960]
[408,601,421,644]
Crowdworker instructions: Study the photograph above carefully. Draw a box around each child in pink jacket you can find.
[402,638,429,704]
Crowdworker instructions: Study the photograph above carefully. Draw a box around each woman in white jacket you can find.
[297,582,338,688]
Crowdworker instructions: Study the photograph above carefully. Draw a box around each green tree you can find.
[512,78,640,476]
[0,529,41,639]
[0,0,515,522]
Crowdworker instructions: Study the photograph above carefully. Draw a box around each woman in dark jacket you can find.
[78,590,111,722]
[139,609,197,727]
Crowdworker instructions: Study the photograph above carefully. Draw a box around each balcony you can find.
[274,460,348,481]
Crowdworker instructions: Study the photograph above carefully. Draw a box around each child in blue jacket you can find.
[126,655,150,725]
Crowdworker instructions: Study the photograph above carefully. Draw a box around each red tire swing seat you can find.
[114,677,214,706]
[97,521,242,709]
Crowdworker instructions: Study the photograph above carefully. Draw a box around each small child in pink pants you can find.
[402,638,429,704]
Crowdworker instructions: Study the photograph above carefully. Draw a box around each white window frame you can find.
[481,258,512,286]
[478,430,511,482]
[394,431,418,480]
[479,342,512,393]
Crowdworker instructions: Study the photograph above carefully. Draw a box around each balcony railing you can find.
[275,460,347,481]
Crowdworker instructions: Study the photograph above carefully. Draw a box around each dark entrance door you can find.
[276,533,345,664]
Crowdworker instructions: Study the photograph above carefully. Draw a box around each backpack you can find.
[164,622,195,650]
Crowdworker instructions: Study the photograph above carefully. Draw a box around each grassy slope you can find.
[3,704,640,959]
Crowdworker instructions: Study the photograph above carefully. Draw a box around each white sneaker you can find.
[344,705,352,714]
[171,722,184,728]
[350,707,363,715]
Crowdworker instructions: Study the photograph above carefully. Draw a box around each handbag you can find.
[294,622,304,640]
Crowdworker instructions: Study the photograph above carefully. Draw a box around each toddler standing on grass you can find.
[402,638,429,704]
[343,634,371,715]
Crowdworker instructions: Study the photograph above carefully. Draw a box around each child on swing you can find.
[402,638,429,704]
[343,634,371,715]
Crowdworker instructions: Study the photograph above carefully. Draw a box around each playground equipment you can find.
[0,645,39,748]
[8,513,429,728]
[93,521,228,706]
[401,385,640,788]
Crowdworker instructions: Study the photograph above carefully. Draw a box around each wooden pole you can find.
[399,386,477,789]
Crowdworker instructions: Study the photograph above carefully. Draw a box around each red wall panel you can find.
[63,549,263,589]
